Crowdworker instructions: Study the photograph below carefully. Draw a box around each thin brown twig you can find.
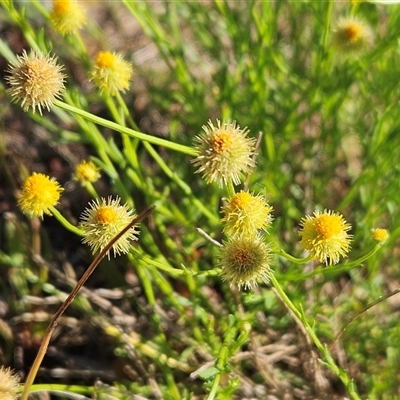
[329,287,400,351]
[19,205,155,400]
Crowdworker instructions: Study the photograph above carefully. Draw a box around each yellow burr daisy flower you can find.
[90,51,133,96]
[332,17,372,55]
[192,119,256,188]
[299,209,352,265]
[220,235,272,290]
[0,366,20,400]
[50,0,87,35]
[73,160,101,185]
[372,228,389,243]
[18,172,64,218]
[221,191,273,237]
[6,50,66,115]
[79,196,139,259]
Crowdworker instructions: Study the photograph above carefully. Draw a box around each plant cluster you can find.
[0,1,400,399]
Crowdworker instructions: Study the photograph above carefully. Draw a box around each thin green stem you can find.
[226,179,236,198]
[143,141,219,223]
[207,373,221,400]
[49,207,83,237]
[278,249,313,265]
[25,383,93,395]
[54,100,197,156]
[282,243,386,283]
[270,274,361,400]
[207,315,238,400]
[83,182,99,200]
[314,0,334,80]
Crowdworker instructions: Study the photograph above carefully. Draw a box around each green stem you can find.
[270,274,361,400]
[283,243,386,283]
[83,182,99,200]
[226,179,236,198]
[49,207,83,236]
[207,373,221,400]
[314,0,334,80]
[207,315,238,400]
[54,100,197,156]
[24,383,93,395]
[143,141,219,223]
[278,249,313,264]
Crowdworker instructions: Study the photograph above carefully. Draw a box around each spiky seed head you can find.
[6,50,66,115]
[0,366,20,400]
[192,119,256,187]
[220,235,272,290]
[79,196,139,259]
[332,17,372,56]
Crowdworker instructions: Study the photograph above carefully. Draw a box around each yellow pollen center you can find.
[96,52,116,68]
[231,192,252,210]
[344,25,360,42]
[26,176,57,199]
[213,132,233,153]
[373,229,388,242]
[315,215,341,239]
[96,207,117,224]
[76,163,98,181]
[54,0,71,14]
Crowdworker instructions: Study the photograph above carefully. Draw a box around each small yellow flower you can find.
[18,172,64,218]
[6,50,66,115]
[221,191,273,237]
[90,51,133,95]
[372,228,389,243]
[220,235,272,290]
[79,196,139,258]
[192,120,256,187]
[73,160,100,185]
[0,366,19,400]
[299,209,352,265]
[50,0,87,35]
[332,17,372,55]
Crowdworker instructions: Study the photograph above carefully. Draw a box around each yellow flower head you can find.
[90,51,133,96]
[0,367,20,400]
[50,0,87,35]
[192,120,256,187]
[79,196,139,258]
[220,235,272,290]
[372,228,389,243]
[73,160,101,185]
[18,172,64,218]
[221,191,273,237]
[299,209,352,265]
[332,17,372,55]
[6,50,66,115]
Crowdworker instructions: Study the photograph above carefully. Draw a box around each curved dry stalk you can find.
[329,287,400,351]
